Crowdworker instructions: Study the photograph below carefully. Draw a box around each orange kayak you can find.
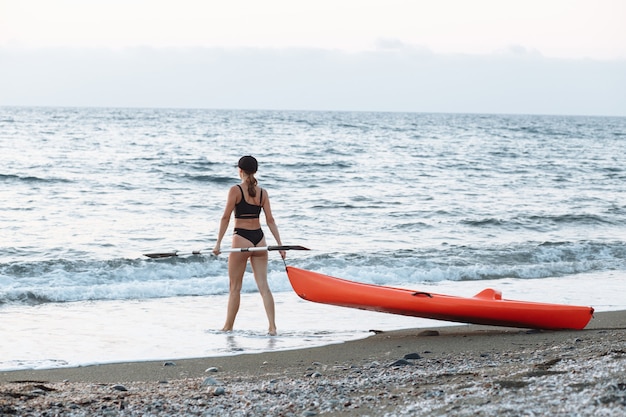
[285,266,594,330]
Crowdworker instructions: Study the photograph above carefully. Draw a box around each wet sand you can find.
[1,310,625,416]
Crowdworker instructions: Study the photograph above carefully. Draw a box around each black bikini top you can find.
[234,185,263,219]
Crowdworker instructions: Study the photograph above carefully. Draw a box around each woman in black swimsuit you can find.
[212,156,285,335]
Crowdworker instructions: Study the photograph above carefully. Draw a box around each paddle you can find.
[143,245,310,259]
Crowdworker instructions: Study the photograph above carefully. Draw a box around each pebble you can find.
[390,359,412,367]
[404,352,422,360]
[201,377,221,386]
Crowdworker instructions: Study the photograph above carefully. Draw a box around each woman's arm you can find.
[262,189,286,259]
[213,186,238,255]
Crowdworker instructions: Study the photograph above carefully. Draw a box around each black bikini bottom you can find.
[234,228,264,246]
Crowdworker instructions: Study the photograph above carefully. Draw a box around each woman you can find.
[212,156,285,336]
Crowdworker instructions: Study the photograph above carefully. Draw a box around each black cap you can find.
[238,155,258,173]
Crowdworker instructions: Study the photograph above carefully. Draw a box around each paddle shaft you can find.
[144,245,309,259]
[207,245,291,254]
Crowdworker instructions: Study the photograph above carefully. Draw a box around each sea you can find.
[1,107,625,371]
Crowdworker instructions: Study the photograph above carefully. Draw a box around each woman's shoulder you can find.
[259,186,269,202]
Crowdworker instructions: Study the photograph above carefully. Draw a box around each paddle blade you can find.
[143,252,179,259]
[268,245,310,251]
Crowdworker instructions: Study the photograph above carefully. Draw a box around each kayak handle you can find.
[412,291,433,298]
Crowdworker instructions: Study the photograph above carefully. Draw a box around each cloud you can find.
[496,45,543,58]
[1,46,624,116]
[373,38,433,54]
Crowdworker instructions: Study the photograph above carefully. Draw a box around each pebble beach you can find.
[1,310,624,416]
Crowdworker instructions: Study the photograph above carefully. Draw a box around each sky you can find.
[1,0,625,115]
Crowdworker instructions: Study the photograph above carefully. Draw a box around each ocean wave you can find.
[0,256,231,306]
[177,173,233,183]
[0,240,624,306]
[462,213,618,230]
[0,174,72,184]
[296,240,626,284]
[284,161,353,170]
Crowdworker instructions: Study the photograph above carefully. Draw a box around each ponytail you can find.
[246,174,257,198]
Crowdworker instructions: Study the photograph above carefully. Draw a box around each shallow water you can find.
[1,270,623,371]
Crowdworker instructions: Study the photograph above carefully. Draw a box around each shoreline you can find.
[0,310,622,384]
[1,311,625,415]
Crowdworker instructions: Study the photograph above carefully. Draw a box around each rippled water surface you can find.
[1,107,625,369]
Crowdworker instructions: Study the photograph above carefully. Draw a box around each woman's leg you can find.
[222,239,250,331]
[250,249,277,335]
